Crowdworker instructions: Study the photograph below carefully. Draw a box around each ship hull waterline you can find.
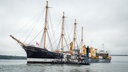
[22,46,63,59]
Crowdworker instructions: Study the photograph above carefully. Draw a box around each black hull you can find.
[22,46,63,59]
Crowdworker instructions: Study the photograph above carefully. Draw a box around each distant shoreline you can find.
[0,55,27,60]
[111,55,128,56]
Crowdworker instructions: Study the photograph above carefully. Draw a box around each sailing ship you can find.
[10,1,63,59]
[9,0,110,64]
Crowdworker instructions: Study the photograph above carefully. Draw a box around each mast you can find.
[73,19,77,50]
[81,26,83,42]
[80,26,84,53]
[10,35,25,47]
[43,1,49,49]
[61,12,65,52]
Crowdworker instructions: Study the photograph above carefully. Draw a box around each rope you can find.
[64,36,70,51]
[13,6,45,44]
[52,34,60,50]
[28,29,43,44]
[23,21,37,42]
[56,37,61,50]
[47,9,55,50]
[47,31,53,51]
[25,7,45,43]
[49,10,62,50]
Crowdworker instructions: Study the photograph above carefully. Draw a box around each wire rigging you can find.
[47,31,54,51]
[29,29,43,44]
[64,36,70,51]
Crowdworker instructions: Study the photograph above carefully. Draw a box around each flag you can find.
[36,42,39,46]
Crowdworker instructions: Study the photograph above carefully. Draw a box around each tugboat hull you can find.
[90,58,111,63]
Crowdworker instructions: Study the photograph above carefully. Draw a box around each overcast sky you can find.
[0,0,128,56]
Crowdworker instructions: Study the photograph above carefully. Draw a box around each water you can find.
[0,56,128,72]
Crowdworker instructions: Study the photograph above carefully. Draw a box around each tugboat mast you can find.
[43,1,49,49]
[80,26,84,53]
[81,26,83,42]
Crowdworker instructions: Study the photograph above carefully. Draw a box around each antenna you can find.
[101,43,105,51]
[81,26,83,42]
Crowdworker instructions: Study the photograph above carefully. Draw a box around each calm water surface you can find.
[0,56,128,72]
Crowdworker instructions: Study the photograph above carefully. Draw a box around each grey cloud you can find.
[0,0,128,55]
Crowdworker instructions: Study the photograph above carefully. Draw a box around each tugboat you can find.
[89,46,111,63]
[78,26,111,63]
[96,50,111,63]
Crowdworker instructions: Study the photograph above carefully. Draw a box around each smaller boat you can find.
[89,47,111,63]
[96,50,111,63]
[78,27,111,63]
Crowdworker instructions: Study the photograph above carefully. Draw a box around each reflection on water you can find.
[0,56,128,72]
